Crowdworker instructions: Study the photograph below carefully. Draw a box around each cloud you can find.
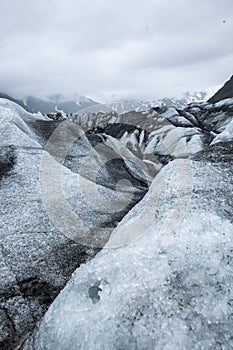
[0,0,233,100]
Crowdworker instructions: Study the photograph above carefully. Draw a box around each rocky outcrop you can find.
[208,75,233,104]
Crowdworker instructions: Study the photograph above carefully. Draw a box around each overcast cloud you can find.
[0,0,233,101]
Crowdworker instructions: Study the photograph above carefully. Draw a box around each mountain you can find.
[208,75,233,104]
[24,94,99,114]
[0,93,99,115]
[106,91,208,114]
[0,91,208,116]
[154,91,207,108]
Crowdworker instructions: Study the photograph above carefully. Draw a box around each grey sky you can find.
[0,0,233,102]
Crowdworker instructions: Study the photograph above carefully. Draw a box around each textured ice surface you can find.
[0,99,147,348]
[214,98,233,109]
[0,100,100,349]
[24,154,233,350]
[161,108,193,127]
[211,119,233,145]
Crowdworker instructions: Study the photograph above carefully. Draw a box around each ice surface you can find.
[161,108,193,127]
[214,98,233,109]
[0,98,48,148]
[0,99,152,348]
[211,119,233,145]
[23,154,233,350]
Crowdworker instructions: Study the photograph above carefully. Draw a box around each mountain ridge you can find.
[0,93,99,115]
[0,90,208,115]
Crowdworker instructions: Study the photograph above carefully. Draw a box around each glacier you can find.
[0,96,233,349]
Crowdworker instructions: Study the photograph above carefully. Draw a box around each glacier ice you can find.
[1,96,233,349]
[23,155,233,350]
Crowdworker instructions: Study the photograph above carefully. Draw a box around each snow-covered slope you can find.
[104,91,208,115]
[0,93,99,115]
[24,94,99,114]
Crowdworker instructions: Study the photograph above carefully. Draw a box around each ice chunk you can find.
[211,119,233,145]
